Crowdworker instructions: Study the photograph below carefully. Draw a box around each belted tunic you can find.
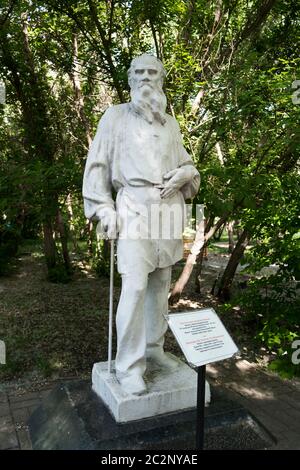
[82,103,200,272]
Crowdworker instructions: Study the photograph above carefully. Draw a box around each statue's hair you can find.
[127,54,166,88]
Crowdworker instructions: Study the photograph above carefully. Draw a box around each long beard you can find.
[130,84,167,125]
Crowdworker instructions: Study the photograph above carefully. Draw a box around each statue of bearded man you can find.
[83,54,200,395]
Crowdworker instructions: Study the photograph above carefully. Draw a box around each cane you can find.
[108,239,114,374]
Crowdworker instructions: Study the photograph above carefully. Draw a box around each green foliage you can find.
[35,354,53,378]
[268,357,300,380]
[47,264,72,283]
[92,255,111,279]
[227,272,300,376]
[243,172,300,279]
[1,0,299,273]
[92,238,121,285]
[0,219,21,275]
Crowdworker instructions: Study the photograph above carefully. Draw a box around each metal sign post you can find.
[167,308,239,451]
[196,365,206,450]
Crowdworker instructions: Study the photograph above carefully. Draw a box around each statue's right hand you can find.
[100,209,118,239]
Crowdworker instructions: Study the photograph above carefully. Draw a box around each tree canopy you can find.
[0,1,299,370]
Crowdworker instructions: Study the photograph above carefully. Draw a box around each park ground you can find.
[0,239,299,449]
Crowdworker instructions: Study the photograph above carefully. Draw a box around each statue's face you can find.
[130,60,162,91]
[129,55,167,123]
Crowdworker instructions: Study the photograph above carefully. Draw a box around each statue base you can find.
[28,379,275,450]
[92,354,210,423]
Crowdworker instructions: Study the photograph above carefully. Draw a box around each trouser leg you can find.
[115,271,149,379]
[144,266,172,357]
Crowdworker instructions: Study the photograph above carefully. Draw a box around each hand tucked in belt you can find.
[159,166,195,199]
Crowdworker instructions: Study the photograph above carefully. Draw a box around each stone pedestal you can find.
[92,354,211,423]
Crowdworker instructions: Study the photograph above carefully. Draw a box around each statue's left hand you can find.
[160,167,193,199]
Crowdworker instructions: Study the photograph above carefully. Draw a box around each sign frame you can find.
[167,307,239,368]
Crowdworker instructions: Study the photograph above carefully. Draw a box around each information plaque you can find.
[167,308,238,367]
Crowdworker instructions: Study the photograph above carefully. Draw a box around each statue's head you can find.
[128,54,167,125]
[127,54,166,91]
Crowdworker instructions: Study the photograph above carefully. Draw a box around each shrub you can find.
[229,271,300,377]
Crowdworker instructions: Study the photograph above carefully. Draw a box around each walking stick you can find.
[108,239,114,374]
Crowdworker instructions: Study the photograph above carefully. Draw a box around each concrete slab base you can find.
[28,380,276,450]
[92,354,211,422]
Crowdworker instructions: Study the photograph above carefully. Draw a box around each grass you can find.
[209,244,229,255]
[0,240,110,381]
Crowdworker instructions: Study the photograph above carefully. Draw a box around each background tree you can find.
[0,0,299,294]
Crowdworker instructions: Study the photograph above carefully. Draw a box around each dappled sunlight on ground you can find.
[207,358,298,403]
[169,298,202,310]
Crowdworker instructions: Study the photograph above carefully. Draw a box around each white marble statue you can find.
[83,54,200,396]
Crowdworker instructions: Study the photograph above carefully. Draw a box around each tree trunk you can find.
[66,194,78,251]
[191,0,277,114]
[102,239,110,264]
[191,89,205,114]
[227,220,235,253]
[217,229,250,301]
[194,214,215,293]
[56,209,72,273]
[169,214,228,304]
[213,222,225,241]
[87,220,93,256]
[20,13,61,276]
[194,245,205,294]
[43,221,56,269]
[87,0,125,103]
[71,33,92,147]
[169,216,205,304]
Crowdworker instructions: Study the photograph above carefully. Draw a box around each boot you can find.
[117,374,147,396]
[147,349,180,371]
